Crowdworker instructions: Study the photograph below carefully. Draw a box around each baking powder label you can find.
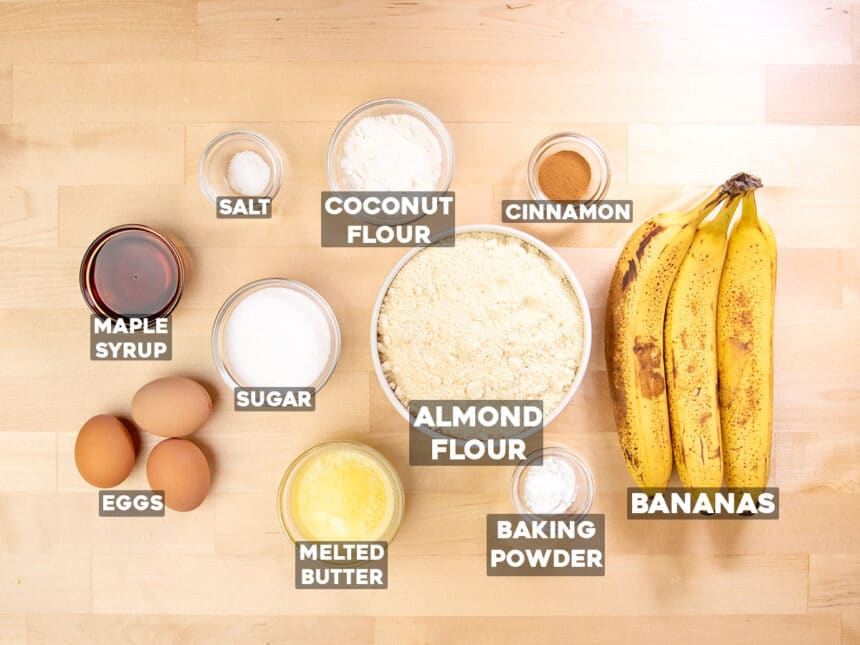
[486,515,605,576]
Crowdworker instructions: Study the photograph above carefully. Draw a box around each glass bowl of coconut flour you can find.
[211,279,341,391]
[510,446,595,519]
[326,98,454,198]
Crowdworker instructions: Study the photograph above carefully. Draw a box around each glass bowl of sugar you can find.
[211,278,341,392]
[510,446,595,519]
[199,130,284,203]
[326,98,454,194]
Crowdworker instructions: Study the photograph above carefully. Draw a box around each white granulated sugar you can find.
[227,150,271,196]
[224,287,332,387]
[523,456,577,514]
[339,114,443,191]
[377,232,585,420]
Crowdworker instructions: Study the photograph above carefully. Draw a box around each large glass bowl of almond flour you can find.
[371,225,591,438]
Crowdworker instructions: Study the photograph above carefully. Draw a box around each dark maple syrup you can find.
[80,225,184,320]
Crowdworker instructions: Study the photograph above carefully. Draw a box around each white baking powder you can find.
[224,287,332,387]
[523,456,577,514]
[227,150,271,196]
[339,114,442,191]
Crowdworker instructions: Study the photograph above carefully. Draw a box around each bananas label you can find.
[627,488,779,519]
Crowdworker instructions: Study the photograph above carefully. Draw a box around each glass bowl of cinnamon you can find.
[527,132,610,204]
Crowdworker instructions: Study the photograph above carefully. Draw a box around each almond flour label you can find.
[408,400,543,466]
[486,515,605,576]
[320,191,455,247]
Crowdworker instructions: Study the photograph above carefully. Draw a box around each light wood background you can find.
[1,1,858,644]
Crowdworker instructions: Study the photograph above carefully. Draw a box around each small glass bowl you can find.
[211,278,341,391]
[326,98,455,193]
[278,441,406,566]
[510,446,595,519]
[527,132,611,203]
[79,224,185,321]
[199,130,284,203]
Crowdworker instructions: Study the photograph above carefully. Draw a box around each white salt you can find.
[227,150,271,196]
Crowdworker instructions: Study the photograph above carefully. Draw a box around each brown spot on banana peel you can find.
[621,259,637,291]
[633,336,665,398]
[636,224,665,261]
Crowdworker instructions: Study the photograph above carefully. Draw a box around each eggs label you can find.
[296,542,388,589]
[216,196,272,219]
[234,387,315,411]
[90,315,172,361]
[99,490,165,517]
[408,400,544,466]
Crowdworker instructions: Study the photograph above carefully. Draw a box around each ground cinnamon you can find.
[538,150,592,201]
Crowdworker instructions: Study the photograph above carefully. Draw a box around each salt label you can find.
[216,196,272,218]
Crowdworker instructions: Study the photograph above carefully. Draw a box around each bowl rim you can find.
[325,97,455,194]
[79,223,186,321]
[198,129,284,204]
[526,131,611,204]
[210,277,342,392]
[509,445,596,519]
[276,440,406,565]
[369,224,593,438]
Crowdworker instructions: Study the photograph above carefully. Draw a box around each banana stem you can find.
[716,172,763,201]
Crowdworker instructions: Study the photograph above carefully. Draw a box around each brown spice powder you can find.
[538,150,592,201]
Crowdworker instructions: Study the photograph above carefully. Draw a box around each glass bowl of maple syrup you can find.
[79,224,186,320]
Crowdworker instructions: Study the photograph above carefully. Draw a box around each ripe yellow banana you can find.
[664,197,738,490]
[605,188,723,490]
[717,189,776,490]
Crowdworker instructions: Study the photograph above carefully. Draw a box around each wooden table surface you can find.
[1,1,859,644]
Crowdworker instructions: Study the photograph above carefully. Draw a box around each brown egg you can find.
[132,376,212,438]
[74,415,136,488]
[146,438,211,512]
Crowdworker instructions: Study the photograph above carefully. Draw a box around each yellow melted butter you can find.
[289,445,396,541]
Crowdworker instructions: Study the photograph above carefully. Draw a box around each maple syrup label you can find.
[216,196,272,218]
[90,315,172,360]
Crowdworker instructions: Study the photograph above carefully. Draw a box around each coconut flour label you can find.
[408,400,543,466]
[320,192,455,247]
[486,515,605,576]
[295,542,388,589]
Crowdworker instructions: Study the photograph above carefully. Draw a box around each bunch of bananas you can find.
[605,173,776,492]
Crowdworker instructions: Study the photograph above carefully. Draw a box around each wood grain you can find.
[1,2,858,644]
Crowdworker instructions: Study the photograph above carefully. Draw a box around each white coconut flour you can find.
[377,231,585,417]
[339,114,442,191]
